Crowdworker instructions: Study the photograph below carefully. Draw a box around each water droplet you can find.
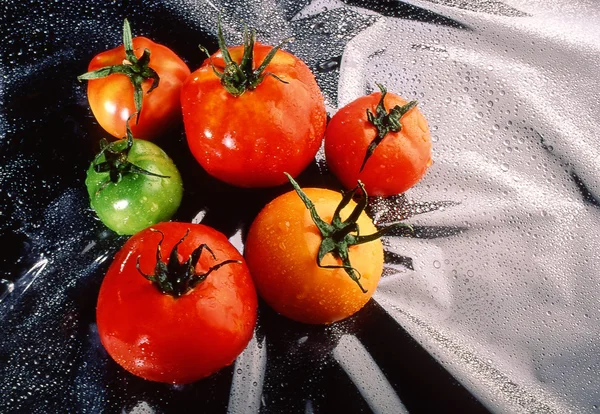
[433,260,441,268]
[500,163,509,172]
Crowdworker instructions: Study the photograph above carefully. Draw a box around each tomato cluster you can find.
[78,18,432,384]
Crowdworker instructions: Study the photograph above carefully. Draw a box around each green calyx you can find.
[137,228,240,298]
[285,173,412,293]
[199,17,292,97]
[77,19,159,122]
[92,117,169,194]
[361,83,418,171]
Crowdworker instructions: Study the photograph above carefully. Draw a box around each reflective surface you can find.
[2,1,599,412]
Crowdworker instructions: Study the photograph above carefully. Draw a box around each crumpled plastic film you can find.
[342,2,600,412]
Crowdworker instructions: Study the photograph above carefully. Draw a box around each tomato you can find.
[78,19,190,140]
[181,23,327,188]
[96,222,258,384]
[325,83,432,197]
[245,175,392,324]
[85,124,183,235]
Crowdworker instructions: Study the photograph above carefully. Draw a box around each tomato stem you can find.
[361,83,418,172]
[137,228,241,297]
[198,16,292,97]
[285,173,412,293]
[77,19,159,123]
[92,116,170,194]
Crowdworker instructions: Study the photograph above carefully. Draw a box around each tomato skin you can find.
[85,139,183,235]
[245,188,383,324]
[181,42,327,188]
[325,91,432,196]
[96,222,258,384]
[86,36,190,140]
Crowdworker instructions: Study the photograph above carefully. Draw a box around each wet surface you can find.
[2,0,600,412]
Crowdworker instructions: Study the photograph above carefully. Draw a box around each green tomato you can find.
[85,138,183,235]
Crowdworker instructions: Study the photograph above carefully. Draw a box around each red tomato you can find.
[96,222,257,384]
[325,84,432,196]
[245,176,385,324]
[181,28,326,188]
[80,20,190,140]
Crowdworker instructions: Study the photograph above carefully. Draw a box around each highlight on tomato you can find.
[324,83,433,197]
[244,174,411,324]
[181,20,327,188]
[85,119,183,235]
[96,222,258,384]
[78,19,190,140]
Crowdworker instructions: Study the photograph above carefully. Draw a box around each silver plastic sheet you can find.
[343,1,600,412]
[1,0,598,412]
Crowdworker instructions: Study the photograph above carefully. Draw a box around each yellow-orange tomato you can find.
[245,188,384,324]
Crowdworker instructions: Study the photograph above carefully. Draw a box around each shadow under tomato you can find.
[255,299,491,414]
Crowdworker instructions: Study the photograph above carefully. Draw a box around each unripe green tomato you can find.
[85,139,183,235]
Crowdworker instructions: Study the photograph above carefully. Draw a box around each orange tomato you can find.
[245,186,384,324]
[81,20,190,140]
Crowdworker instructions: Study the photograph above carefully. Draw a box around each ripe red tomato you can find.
[79,20,190,140]
[325,84,432,197]
[244,176,386,324]
[181,26,327,188]
[96,222,257,384]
